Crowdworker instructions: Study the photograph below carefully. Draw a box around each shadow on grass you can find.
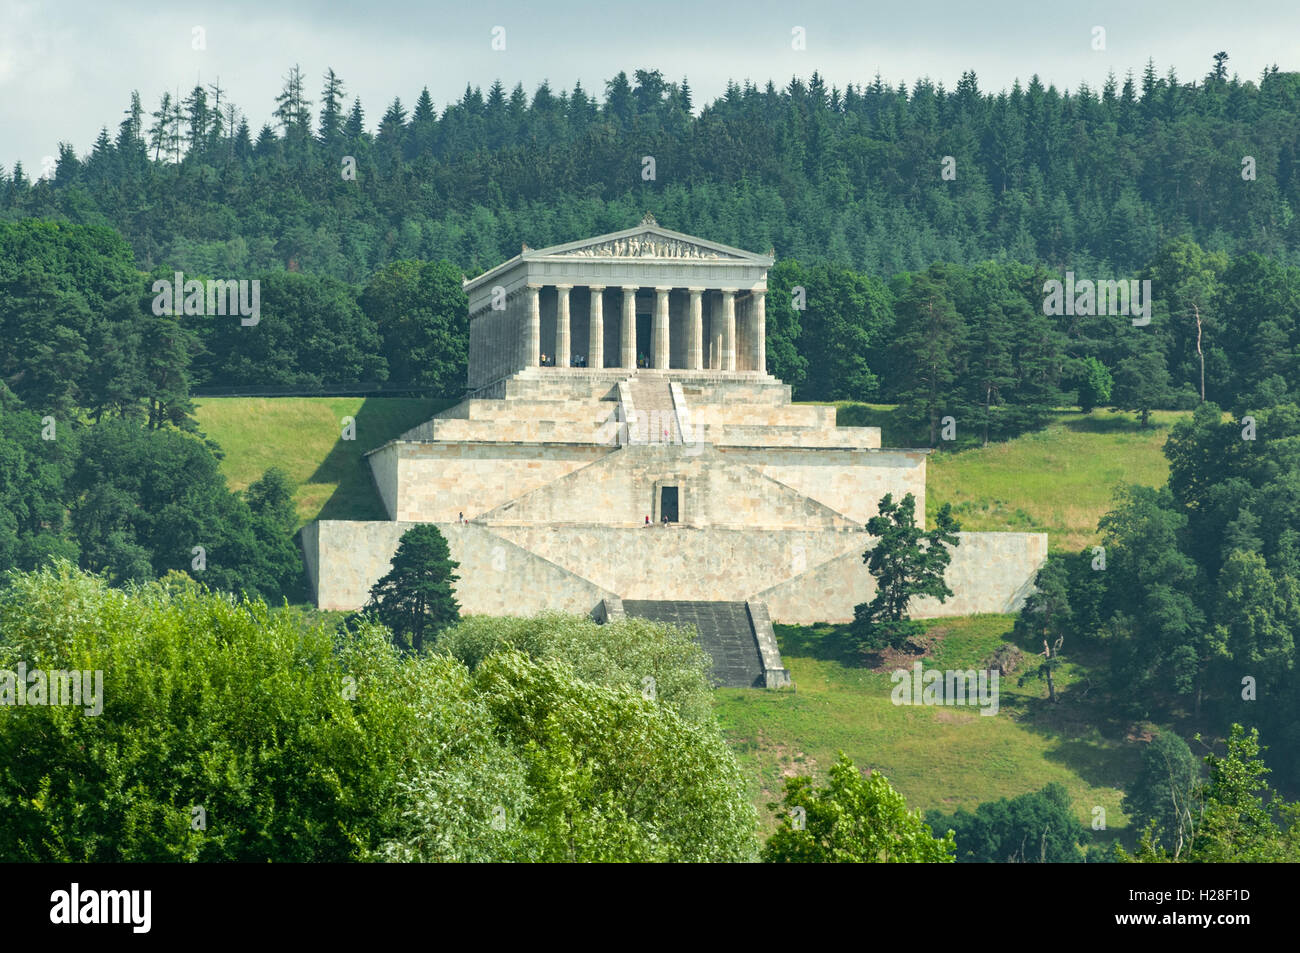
[1008,642,1141,791]
[1062,414,1165,435]
[313,397,454,521]
[774,621,864,667]
[830,403,927,449]
[831,401,1110,454]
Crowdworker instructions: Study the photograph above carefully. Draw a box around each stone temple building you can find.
[302,215,1047,687]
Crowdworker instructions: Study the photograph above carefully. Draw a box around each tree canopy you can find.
[764,753,956,863]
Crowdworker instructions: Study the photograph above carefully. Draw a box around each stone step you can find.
[714,425,878,448]
[621,599,766,688]
[625,377,680,444]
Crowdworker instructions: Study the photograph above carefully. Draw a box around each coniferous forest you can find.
[6,61,1300,421]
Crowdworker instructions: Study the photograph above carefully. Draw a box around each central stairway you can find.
[625,377,679,443]
[621,599,767,688]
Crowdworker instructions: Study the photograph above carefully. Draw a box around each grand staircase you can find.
[625,378,679,443]
[621,599,768,688]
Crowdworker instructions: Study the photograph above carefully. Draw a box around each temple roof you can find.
[464,215,774,290]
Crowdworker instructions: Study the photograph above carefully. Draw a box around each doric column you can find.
[497,305,505,377]
[721,289,737,371]
[752,290,766,374]
[688,289,704,370]
[588,286,605,370]
[653,287,671,369]
[526,284,541,367]
[469,312,481,389]
[711,295,723,370]
[621,286,637,369]
[496,306,505,377]
[491,306,501,377]
[555,284,571,368]
[514,290,525,374]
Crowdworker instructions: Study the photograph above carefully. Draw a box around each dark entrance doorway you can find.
[636,313,652,366]
[660,485,679,523]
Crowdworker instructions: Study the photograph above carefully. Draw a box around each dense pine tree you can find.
[364,524,461,653]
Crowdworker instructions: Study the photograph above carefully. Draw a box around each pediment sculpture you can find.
[559,232,736,259]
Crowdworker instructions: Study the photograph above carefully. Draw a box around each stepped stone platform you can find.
[607,598,791,689]
[303,221,1049,683]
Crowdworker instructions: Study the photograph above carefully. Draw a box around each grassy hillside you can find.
[196,395,1169,846]
[715,614,1138,842]
[834,404,1182,553]
[194,397,452,527]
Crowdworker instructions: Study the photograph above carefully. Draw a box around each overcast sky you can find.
[3,0,1299,174]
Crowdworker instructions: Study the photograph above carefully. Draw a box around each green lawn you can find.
[926,410,1181,553]
[195,396,452,527]
[830,404,1183,553]
[714,614,1138,844]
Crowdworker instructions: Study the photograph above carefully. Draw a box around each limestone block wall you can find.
[378,442,611,522]
[678,379,791,405]
[304,519,619,612]
[486,524,864,601]
[303,519,405,610]
[368,442,401,520]
[684,399,880,450]
[438,395,617,425]
[713,424,879,449]
[415,416,615,444]
[723,447,928,526]
[500,371,626,400]
[377,440,927,530]
[305,521,1046,623]
[691,402,833,430]
[746,601,792,688]
[479,445,863,530]
[911,531,1048,616]
[401,401,619,445]
[754,531,1048,623]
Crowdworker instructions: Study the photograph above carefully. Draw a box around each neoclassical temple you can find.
[465,214,774,391]
[302,217,1047,688]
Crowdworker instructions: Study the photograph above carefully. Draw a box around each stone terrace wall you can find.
[305,521,1046,622]
[373,442,611,522]
[725,447,928,527]
[754,531,1048,623]
[303,520,618,612]
[479,444,863,530]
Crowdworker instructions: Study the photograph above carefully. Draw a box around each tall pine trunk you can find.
[1043,639,1059,704]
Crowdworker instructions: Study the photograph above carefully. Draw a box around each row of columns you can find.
[523,284,764,372]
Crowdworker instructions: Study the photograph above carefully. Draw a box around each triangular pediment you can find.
[464,217,773,291]
[527,221,770,264]
[541,229,747,261]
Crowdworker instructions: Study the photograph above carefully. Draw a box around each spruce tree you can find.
[890,272,966,446]
[365,524,461,653]
[318,69,346,145]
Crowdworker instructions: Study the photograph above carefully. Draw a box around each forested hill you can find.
[3,60,1300,281]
